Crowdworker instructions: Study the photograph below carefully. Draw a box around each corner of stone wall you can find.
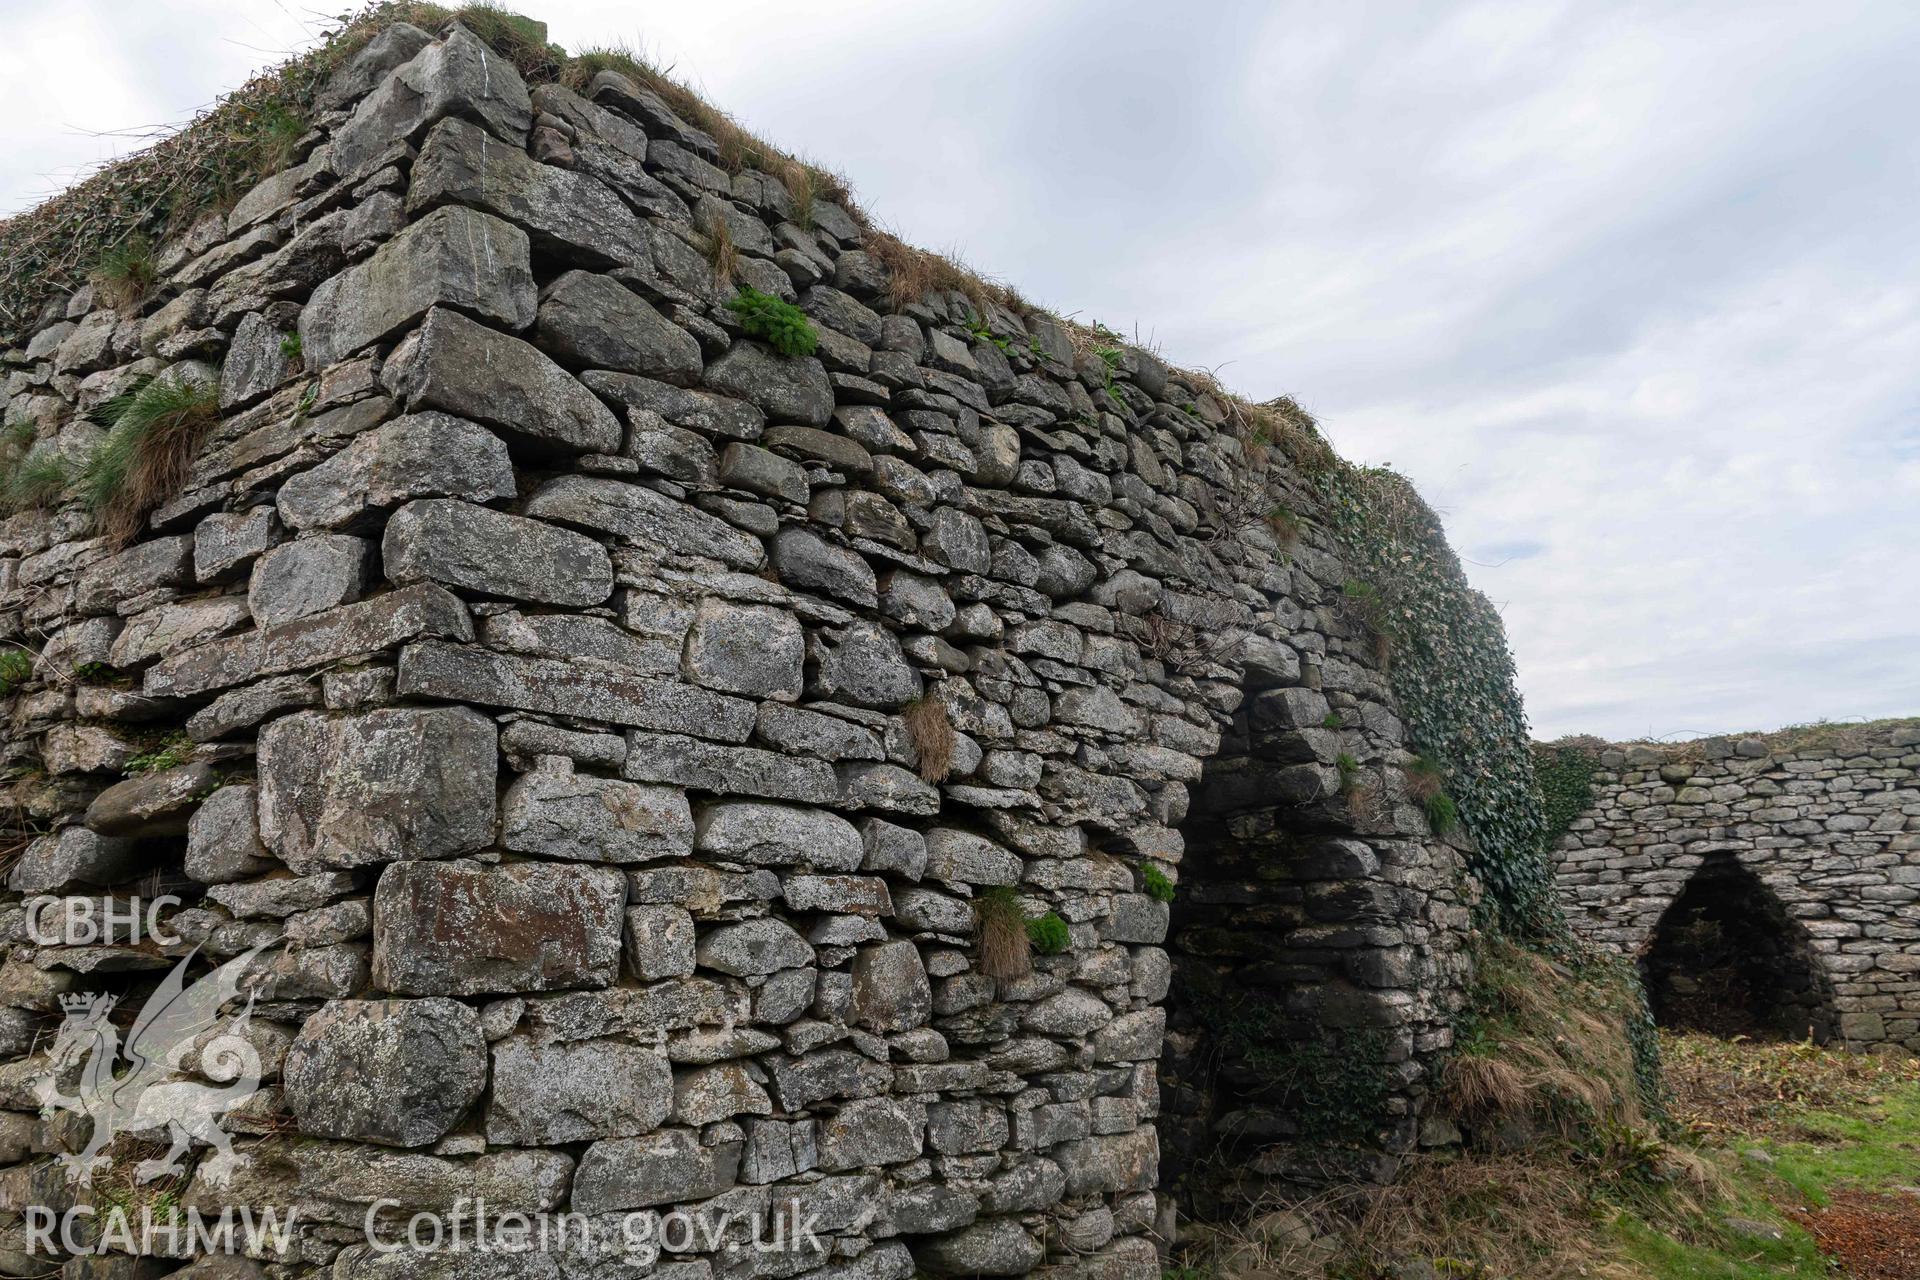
[0,16,1484,1276]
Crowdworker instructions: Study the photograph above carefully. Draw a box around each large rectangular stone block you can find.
[300,205,535,369]
[409,117,650,269]
[373,859,627,996]
[258,706,498,874]
[382,306,622,456]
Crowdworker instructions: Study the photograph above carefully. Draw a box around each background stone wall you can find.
[1551,722,1920,1052]
[0,17,1475,1276]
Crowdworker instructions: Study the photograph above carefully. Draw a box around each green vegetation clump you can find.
[1535,742,1598,850]
[726,286,818,357]
[0,648,34,696]
[1,418,53,512]
[1025,911,1070,955]
[125,734,193,776]
[1141,864,1176,903]
[80,373,220,545]
[91,233,156,309]
[1425,790,1459,835]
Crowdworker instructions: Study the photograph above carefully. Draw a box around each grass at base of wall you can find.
[1166,996,1920,1278]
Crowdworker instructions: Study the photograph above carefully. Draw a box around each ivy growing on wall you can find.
[1533,744,1598,851]
[1314,463,1559,937]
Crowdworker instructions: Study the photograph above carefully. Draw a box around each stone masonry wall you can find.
[0,18,1474,1276]
[1552,722,1920,1051]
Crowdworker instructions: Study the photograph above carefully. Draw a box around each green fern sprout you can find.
[726,286,819,358]
[1142,865,1176,904]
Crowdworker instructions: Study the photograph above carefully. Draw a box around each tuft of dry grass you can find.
[701,206,738,287]
[1444,939,1651,1140]
[861,228,1027,318]
[903,695,956,784]
[1401,754,1447,803]
[974,886,1032,983]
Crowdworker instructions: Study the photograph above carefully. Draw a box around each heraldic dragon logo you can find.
[35,943,271,1186]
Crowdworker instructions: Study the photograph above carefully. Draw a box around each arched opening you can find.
[1639,853,1836,1042]
[1157,675,1412,1220]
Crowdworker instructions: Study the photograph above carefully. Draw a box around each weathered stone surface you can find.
[248,534,371,627]
[84,763,219,838]
[924,829,1022,887]
[770,527,875,607]
[74,536,193,616]
[487,1035,671,1144]
[397,640,755,741]
[301,206,535,369]
[696,918,813,976]
[7,827,141,895]
[852,940,933,1033]
[682,599,804,698]
[331,24,534,176]
[502,757,692,863]
[674,1061,773,1125]
[816,621,922,709]
[315,20,434,112]
[582,370,764,440]
[277,412,516,531]
[257,706,497,874]
[185,784,274,884]
[626,905,696,980]
[194,507,279,582]
[765,1048,893,1111]
[284,997,487,1147]
[411,117,649,269]
[718,442,808,504]
[572,1128,743,1213]
[535,270,702,383]
[695,801,864,871]
[818,1097,926,1170]
[622,732,839,802]
[525,475,766,569]
[144,582,475,699]
[182,1142,572,1226]
[915,1218,1043,1276]
[383,307,622,456]
[374,858,627,996]
[109,596,253,668]
[704,342,833,426]
[383,498,613,606]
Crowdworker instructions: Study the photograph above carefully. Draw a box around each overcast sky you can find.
[4,1,1916,741]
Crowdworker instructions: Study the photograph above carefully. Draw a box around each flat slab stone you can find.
[524,475,766,569]
[487,1035,672,1145]
[396,640,755,742]
[501,759,693,863]
[143,582,475,699]
[410,118,651,270]
[383,498,614,607]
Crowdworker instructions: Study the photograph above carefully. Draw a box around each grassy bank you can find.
[1167,948,1920,1279]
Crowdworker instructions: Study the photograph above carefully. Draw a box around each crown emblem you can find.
[58,992,114,1016]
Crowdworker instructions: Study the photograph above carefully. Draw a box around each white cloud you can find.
[4,0,1915,742]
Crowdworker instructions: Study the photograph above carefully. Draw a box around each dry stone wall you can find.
[1552,722,1920,1052]
[0,18,1475,1276]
